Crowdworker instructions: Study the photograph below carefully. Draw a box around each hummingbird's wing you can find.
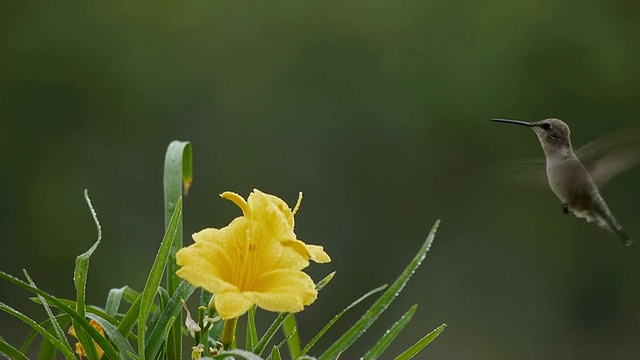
[576,127,640,188]
[490,158,547,187]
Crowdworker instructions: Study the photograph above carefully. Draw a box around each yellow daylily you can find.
[176,189,331,319]
[68,319,104,359]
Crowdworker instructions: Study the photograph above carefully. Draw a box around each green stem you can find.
[221,318,238,350]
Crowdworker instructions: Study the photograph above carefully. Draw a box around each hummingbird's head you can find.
[530,118,573,155]
[491,117,573,157]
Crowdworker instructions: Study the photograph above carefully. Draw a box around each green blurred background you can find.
[2,1,640,359]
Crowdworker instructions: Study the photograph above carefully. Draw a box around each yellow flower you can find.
[68,319,104,359]
[176,189,331,319]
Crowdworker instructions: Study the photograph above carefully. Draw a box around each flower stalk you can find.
[221,317,238,349]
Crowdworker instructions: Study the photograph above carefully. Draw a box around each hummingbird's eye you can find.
[540,123,551,130]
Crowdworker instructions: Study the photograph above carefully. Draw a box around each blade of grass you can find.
[147,287,171,341]
[0,336,29,360]
[162,316,177,357]
[319,220,440,360]
[246,305,258,351]
[30,297,118,326]
[72,190,103,360]
[315,272,335,292]
[0,302,76,360]
[144,280,196,360]
[137,197,182,359]
[0,271,120,359]
[269,346,282,360]
[282,315,300,359]
[87,313,136,360]
[21,314,69,355]
[23,271,72,355]
[362,305,417,360]
[299,284,387,357]
[105,287,126,316]
[275,326,297,354]
[119,294,142,338]
[252,312,290,357]
[393,323,447,360]
[164,140,192,360]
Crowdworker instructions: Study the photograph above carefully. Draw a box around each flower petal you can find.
[245,269,318,313]
[305,244,332,263]
[221,191,251,217]
[214,291,255,319]
[248,189,297,237]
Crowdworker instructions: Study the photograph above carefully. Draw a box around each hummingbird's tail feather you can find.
[614,228,633,247]
[583,208,632,246]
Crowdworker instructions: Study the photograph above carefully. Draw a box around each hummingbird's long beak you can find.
[491,118,534,127]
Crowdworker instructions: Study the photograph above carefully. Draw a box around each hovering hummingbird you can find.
[491,118,639,246]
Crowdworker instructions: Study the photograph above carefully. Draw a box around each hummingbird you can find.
[491,118,639,246]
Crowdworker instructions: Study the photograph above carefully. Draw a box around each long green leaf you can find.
[119,294,142,338]
[31,297,118,326]
[0,336,29,360]
[319,220,440,360]
[362,305,417,360]
[163,140,192,360]
[20,314,68,355]
[393,323,447,360]
[86,313,135,360]
[23,271,72,355]
[253,312,290,357]
[300,284,387,357]
[282,315,301,359]
[73,190,103,360]
[137,197,182,359]
[0,271,120,359]
[0,302,76,360]
[105,287,126,316]
[144,280,196,360]
[270,346,282,360]
[246,305,258,351]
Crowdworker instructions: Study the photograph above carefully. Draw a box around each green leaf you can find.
[119,294,142,339]
[162,316,176,357]
[300,284,387,357]
[20,314,68,355]
[270,346,282,360]
[319,220,441,360]
[246,305,258,351]
[73,190,103,360]
[23,271,72,355]
[0,302,76,360]
[282,314,301,359]
[164,140,192,360]
[393,323,447,360]
[75,189,102,317]
[362,305,417,360]
[0,271,120,360]
[86,313,136,360]
[137,197,182,359]
[252,312,290,357]
[30,297,118,326]
[105,287,126,316]
[0,336,29,360]
[144,280,196,360]
[315,272,335,292]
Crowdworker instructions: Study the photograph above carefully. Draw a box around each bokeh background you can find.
[2,1,640,359]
